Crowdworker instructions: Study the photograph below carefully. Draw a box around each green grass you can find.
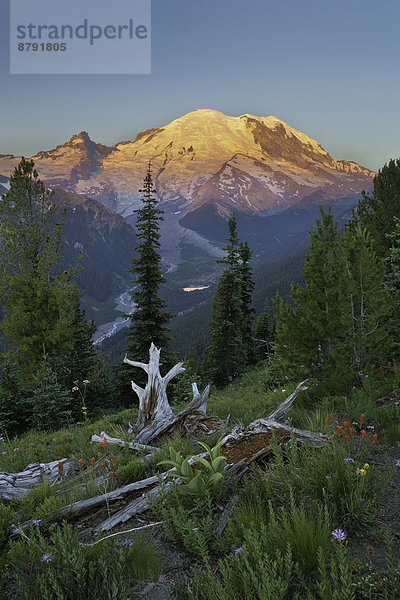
[2,363,400,599]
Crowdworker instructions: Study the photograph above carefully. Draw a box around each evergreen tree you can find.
[356,158,400,256]
[203,215,249,386]
[125,163,173,360]
[30,353,74,431]
[0,354,30,436]
[338,224,390,372]
[238,241,255,364]
[274,207,342,380]
[118,164,173,403]
[0,158,81,380]
[275,207,390,386]
[253,298,273,361]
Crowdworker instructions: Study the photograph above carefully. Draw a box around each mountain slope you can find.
[0,110,374,219]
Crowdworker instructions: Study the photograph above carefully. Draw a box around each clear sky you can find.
[1,0,400,171]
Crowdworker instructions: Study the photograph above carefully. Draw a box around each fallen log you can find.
[8,380,326,536]
[0,459,77,502]
[90,432,158,454]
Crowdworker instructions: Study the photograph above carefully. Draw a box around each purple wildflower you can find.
[32,519,41,526]
[228,376,232,382]
[41,553,52,563]
[273,388,278,393]
[332,529,347,541]
[395,459,400,467]
[344,457,354,464]
[123,538,133,547]
[234,546,243,555]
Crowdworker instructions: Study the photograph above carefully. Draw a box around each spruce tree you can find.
[0,158,82,380]
[253,298,273,361]
[203,215,249,386]
[274,207,342,380]
[119,164,173,402]
[238,241,255,364]
[337,224,390,372]
[356,158,400,256]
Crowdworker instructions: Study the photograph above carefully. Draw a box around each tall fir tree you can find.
[337,224,390,372]
[119,164,173,401]
[356,158,400,257]
[203,214,253,386]
[275,207,390,386]
[274,207,342,381]
[253,298,273,362]
[238,241,255,364]
[0,158,83,381]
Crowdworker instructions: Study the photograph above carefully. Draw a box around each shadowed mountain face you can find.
[0,110,374,221]
[0,182,137,304]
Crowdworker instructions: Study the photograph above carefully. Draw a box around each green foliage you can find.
[0,158,82,380]
[7,521,161,600]
[124,164,173,361]
[275,208,390,388]
[151,484,223,556]
[0,353,31,436]
[253,297,274,362]
[0,503,13,547]
[186,537,295,600]
[29,353,74,431]
[158,440,227,497]
[356,157,400,257]
[204,215,254,385]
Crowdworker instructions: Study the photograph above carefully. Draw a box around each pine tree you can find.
[118,164,173,403]
[238,241,255,364]
[0,158,81,380]
[30,353,74,430]
[125,163,173,359]
[253,298,273,361]
[356,158,400,256]
[203,215,249,386]
[337,224,390,372]
[274,207,342,380]
[275,207,390,386]
[0,354,31,436]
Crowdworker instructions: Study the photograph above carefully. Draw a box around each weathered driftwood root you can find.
[0,459,77,502]
[124,344,218,443]
[90,432,158,454]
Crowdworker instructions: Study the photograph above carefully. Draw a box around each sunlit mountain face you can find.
[0,109,374,221]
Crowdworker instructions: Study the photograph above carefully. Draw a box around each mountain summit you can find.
[0,109,374,218]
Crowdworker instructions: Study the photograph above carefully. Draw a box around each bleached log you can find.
[98,482,173,532]
[0,459,77,502]
[90,432,158,454]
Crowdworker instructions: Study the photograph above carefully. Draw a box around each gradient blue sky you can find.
[1,0,400,171]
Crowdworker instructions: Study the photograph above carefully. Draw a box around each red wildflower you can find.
[335,426,343,436]
[78,458,84,469]
[379,366,383,373]
[97,452,102,457]
[90,457,95,468]
[57,461,64,475]
[343,434,350,442]
[348,427,357,435]
[371,433,378,443]
[359,414,365,424]
[343,421,351,429]
[100,462,106,474]
[110,454,116,462]
[360,430,367,438]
